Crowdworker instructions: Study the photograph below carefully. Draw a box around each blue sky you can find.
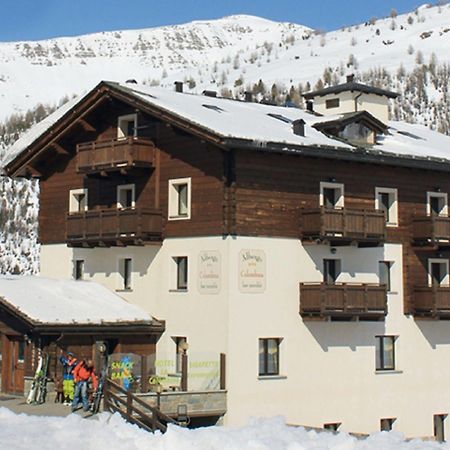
[1,0,426,41]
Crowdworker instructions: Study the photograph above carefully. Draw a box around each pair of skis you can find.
[26,352,50,404]
[90,358,108,414]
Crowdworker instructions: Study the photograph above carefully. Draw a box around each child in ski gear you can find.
[72,359,98,412]
[54,376,64,403]
[60,351,77,405]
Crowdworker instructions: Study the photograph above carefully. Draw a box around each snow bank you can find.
[0,408,447,450]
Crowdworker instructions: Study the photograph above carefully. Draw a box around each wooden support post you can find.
[103,379,109,412]
[220,353,226,390]
[126,390,132,419]
[181,353,188,392]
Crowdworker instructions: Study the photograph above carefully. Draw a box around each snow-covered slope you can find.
[0,4,449,121]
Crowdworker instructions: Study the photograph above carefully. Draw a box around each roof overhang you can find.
[313,111,388,134]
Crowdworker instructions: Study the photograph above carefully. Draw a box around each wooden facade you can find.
[6,82,450,321]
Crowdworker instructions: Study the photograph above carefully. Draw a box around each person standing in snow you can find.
[59,351,78,405]
[72,359,98,412]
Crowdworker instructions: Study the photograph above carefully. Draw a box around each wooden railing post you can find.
[126,390,132,419]
[220,353,226,390]
[181,353,188,391]
[103,378,110,412]
[342,283,347,313]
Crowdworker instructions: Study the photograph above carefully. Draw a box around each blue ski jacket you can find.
[60,355,78,381]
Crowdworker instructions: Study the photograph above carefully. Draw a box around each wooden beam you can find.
[26,165,42,178]
[78,118,96,132]
[52,142,69,155]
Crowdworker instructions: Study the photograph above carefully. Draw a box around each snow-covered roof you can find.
[303,81,399,99]
[4,80,450,172]
[0,275,156,326]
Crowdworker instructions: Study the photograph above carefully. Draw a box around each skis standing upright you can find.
[26,353,44,404]
[35,353,50,404]
[91,357,109,414]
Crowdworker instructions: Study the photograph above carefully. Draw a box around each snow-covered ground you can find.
[0,408,447,450]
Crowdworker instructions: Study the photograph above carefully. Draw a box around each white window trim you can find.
[426,192,448,217]
[428,258,450,287]
[116,183,136,209]
[169,255,189,292]
[116,256,133,291]
[69,188,88,213]
[168,177,192,220]
[375,187,398,227]
[319,182,344,209]
[117,113,137,140]
[258,337,285,379]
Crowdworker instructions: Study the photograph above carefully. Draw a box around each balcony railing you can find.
[300,207,386,244]
[300,282,387,320]
[413,285,450,318]
[412,215,450,246]
[76,137,155,174]
[66,207,162,247]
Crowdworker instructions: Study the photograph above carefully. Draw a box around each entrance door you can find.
[3,336,25,394]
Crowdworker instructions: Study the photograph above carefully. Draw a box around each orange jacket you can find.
[73,362,98,389]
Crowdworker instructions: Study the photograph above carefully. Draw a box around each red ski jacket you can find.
[73,362,98,389]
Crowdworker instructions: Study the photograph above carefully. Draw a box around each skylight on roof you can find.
[202,104,225,113]
[267,113,292,124]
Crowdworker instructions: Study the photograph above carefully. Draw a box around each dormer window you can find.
[117,184,135,209]
[325,98,340,109]
[117,113,137,139]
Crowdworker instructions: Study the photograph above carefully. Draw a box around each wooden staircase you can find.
[103,378,184,433]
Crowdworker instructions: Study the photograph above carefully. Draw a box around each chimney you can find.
[346,74,355,83]
[202,90,217,98]
[174,81,183,93]
[306,101,314,113]
[292,119,306,137]
[244,91,253,102]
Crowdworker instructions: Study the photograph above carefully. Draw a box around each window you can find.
[69,188,88,213]
[171,256,188,291]
[117,113,137,139]
[168,178,191,220]
[434,414,447,442]
[325,98,340,109]
[118,258,132,290]
[117,184,135,209]
[324,423,341,432]
[173,337,187,373]
[323,259,341,284]
[379,261,392,292]
[427,192,448,217]
[375,187,398,226]
[17,340,25,363]
[376,336,396,371]
[258,338,281,376]
[380,418,396,431]
[320,182,344,209]
[74,260,84,280]
[428,259,449,287]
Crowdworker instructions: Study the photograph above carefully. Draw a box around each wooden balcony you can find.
[300,207,386,245]
[413,285,450,318]
[66,208,162,247]
[76,137,155,174]
[300,282,388,320]
[412,215,450,247]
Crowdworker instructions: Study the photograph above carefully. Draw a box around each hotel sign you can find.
[239,249,266,293]
[198,250,221,294]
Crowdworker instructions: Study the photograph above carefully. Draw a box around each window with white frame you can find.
[320,182,344,209]
[168,178,191,220]
[375,336,396,371]
[171,256,188,291]
[117,184,135,209]
[375,187,398,226]
[118,258,132,290]
[428,259,449,287]
[117,113,137,139]
[427,192,448,217]
[258,338,281,376]
[379,261,392,292]
[69,188,88,213]
[73,259,84,280]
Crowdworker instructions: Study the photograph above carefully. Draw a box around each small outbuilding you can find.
[0,275,164,395]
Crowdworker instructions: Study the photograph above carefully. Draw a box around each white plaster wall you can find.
[40,238,450,438]
[313,92,389,123]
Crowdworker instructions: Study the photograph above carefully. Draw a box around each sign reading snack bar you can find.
[239,249,266,293]
[198,250,221,294]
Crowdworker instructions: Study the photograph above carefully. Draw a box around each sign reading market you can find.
[239,249,266,293]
